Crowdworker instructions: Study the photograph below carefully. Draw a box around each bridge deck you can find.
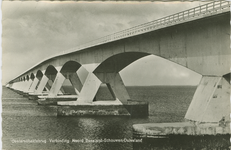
[62,1,230,54]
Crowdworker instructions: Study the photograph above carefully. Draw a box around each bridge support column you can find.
[77,72,101,103]
[69,72,82,95]
[35,75,49,94]
[37,72,80,105]
[45,80,53,92]
[46,79,63,93]
[35,75,57,94]
[95,72,130,104]
[48,72,66,97]
[185,75,230,123]
[28,78,39,93]
[23,79,33,93]
[57,71,148,116]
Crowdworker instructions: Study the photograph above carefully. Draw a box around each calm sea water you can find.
[2,86,196,150]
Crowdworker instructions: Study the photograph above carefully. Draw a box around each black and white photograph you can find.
[2,1,230,149]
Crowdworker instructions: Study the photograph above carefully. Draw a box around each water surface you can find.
[2,86,196,150]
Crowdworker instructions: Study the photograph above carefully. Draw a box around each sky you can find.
[2,1,203,86]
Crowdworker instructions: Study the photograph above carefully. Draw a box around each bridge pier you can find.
[132,74,230,146]
[58,72,130,104]
[37,72,82,105]
[45,79,56,92]
[23,79,33,94]
[185,75,230,123]
[28,75,56,99]
[28,78,39,93]
[133,122,230,149]
[47,72,66,97]
[69,72,82,95]
[95,72,130,104]
[75,72,101,104]
[35,75,49,95]
[57,72,148,117]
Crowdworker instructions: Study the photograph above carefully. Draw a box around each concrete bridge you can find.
[6,1,230,122]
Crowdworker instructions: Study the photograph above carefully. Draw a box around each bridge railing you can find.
[62,1,230,54]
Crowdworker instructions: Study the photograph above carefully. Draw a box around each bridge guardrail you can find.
[62,1,230,54]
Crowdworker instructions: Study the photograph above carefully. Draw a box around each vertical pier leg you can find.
[77,73,101,103]
[48,72,66,97]
[69,72,82,95]
[185,75,230,123]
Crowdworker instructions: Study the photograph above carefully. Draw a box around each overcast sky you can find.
[2,1,204,86]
